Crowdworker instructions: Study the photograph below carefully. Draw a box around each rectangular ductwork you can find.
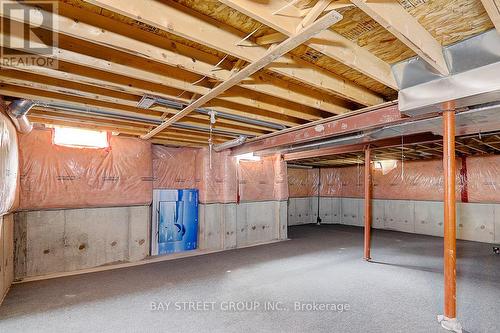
[394,30,500,116]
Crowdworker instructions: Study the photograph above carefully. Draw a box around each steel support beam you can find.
[232,103,402,155]
[438,101,462,333]
[363,147,372,261]
[283,132,441,161]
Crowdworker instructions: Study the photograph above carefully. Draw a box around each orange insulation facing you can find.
[152,146,287,203]
[289,156,500,203]
[18,128,153,210]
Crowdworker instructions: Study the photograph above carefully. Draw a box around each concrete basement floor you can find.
[0,225,498,333]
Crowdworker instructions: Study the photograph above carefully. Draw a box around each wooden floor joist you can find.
[1,62,303,127]
[0,0,494,147]
[0,84,268,137]
[220,0,398,89]
[480,0,500,32]
[84,0,384,106]
[351,0,449,75]
[0,28,327,123]
[141,9,344,139]
[1,3,351,115]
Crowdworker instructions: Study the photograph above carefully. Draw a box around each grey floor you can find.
[0,225,498,333]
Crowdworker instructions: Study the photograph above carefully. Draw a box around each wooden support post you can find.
[363,146,372,261]
[443,101,457,319]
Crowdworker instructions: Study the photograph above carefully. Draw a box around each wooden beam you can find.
[350,0,449,75]
[141,10,344,139]
[255,32,286,45]
[1,62,301,127]
[480,0,500,32]
[0,30,322,122]
[296,0,332,32]
[30,110,232,141]
[299,1,354,17]
[29,114,220,145]
[219,0,397,89]
[1,2,350,115]
[84,0,384,106]
[0,71,280,132]
[0,84,266,137]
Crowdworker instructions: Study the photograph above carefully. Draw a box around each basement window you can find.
[236,152,261,162]
[53,126,109,148]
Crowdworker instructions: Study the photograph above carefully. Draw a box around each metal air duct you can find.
[213,135,247,152]
[137,94,286,130]
[9,99,252,138]
[6,99,36,133]
[394,30,500,116]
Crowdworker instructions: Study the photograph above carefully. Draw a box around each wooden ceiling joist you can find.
[0,71,283,133]
[83,0,384,106]
[350,0,449,75]
[1,28,327,123]
[28,113,226,145]
[1,78,275,133]
[0,84,267,137]
[0,0,494,149]
[219,0,397,89]
[296,0,332,32]
[141,9,344,139]
[1,3,351,116]
[480,0,500,32]
[256,32,286,45]
[1,61,302,127]
[30,108,234,141]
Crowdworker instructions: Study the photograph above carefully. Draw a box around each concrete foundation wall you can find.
[13,201,288,280]
[14,206,150,280]
[288,197,500,244]
[199,201,288,251]
[0,214,14,304]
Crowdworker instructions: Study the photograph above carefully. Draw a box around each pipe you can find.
[283,129,381,154]
[7,99,37,117]
[442,101,457,320]
[141,95,286,130]
[316,167,321,224]
[363,147,372,261]
[16,99,250,138]
[213,135,247,152]
[16,115,33,133]
[6,99,36,133]
[286,164,313,169]
[460,156,469,203]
